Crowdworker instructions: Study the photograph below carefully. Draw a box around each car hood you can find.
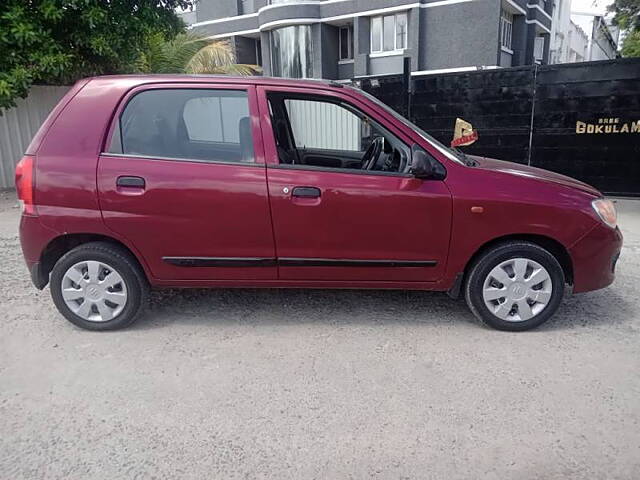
[471,156,601,197]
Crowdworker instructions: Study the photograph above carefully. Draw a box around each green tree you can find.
[609,0,640,57]
[621,30,640,56]
[137,32,261,75]
[0,0,196,110]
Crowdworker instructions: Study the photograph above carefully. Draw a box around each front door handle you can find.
[291,186,321,198]
[116,176,145,188]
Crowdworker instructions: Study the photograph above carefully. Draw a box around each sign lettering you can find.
[576,118,640,134]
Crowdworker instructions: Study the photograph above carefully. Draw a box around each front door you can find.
[98,84,277,281]
[258,86,452,282]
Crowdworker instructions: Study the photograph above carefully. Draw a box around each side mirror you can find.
[411,150,434,179]
[410,147,447,180]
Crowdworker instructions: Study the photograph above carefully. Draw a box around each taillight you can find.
[15,155,37,215]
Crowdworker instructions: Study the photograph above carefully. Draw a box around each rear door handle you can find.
[291,186,321,198]
[116,176,145,188]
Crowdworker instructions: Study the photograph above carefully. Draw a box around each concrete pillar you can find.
[354,16,369,77]
[260,31,272,76]
[312,23,323,79]
[407,7,420,72]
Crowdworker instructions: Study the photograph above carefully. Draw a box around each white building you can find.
[571,12,620,61]
[550,0,591,64]
[566,20,589,62]
[550,0,573,63]
[550,0,619,64]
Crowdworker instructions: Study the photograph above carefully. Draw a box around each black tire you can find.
[464,241,565,331]
[50,242,148,331]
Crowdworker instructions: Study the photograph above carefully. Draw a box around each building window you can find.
[534,36,545,62]
[270,25,314,78]
[240,0,254,14]
[371,12,408,54]
[339,25,354,61]
[500,9,513,50]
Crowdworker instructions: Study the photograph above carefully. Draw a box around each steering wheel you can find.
[360,137,384,171]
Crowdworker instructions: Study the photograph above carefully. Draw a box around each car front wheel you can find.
[50,242,148,331]
[464,241,565,331]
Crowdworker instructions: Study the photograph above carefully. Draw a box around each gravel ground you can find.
[1,189,639,479]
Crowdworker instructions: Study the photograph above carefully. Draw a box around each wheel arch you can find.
[453,234,574,297]
[38,233,150,289]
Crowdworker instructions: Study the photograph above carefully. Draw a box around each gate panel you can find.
[531,59,640,195]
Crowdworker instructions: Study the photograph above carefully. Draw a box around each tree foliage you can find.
[621,29,640,56]
[137,33,261,75]
[0,0,196,110]
[609,0,640,57]
[609,0,640,30]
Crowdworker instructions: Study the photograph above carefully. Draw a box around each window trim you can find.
[369,50,405,58]
[370,12,408,54]
[102,84,262,165]
[268,162,413,178]
[100,152,264,168]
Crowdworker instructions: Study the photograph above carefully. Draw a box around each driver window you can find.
[270,95,409,173]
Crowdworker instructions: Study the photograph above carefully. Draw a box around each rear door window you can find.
[107,89,255,163]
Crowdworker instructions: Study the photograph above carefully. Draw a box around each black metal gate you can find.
[360,58,640,196]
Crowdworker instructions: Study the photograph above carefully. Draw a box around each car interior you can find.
[268,93,411,173]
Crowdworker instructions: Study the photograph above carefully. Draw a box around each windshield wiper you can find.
[453,148,478,167]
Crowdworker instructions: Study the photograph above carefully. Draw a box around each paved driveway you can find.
[1,190,639,479]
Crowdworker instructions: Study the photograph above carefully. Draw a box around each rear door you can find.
[258,86,452,283]
[97,84,277,282]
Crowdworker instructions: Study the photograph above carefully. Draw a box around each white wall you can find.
[571,11,619,61]
[286,99,361,151]
[550,0,573,63]
[0,86,70,189]
[567,20,589,61]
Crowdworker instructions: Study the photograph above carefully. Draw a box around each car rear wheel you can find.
[464,241,565,331]
[50,242,148,331]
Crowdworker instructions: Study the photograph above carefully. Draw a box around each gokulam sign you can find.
[451,118,478,147]
[576,117,640,134]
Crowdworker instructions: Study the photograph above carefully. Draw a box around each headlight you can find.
[592,199,617,229]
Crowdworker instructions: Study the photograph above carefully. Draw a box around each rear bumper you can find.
[570,223,623,293]
[19,214,58,289]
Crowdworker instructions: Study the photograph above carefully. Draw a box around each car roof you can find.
[86,74,350,91]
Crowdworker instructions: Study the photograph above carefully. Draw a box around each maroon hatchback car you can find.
[16,75,622,331]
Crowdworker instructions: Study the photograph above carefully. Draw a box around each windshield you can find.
[352,86,466,165]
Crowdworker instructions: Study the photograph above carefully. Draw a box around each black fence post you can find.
[527,64,538,166]
[403,56,413,120]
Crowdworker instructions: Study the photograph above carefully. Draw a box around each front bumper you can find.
[569,223,623,293]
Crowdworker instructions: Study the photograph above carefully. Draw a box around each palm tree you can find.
[138,33,261,76]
